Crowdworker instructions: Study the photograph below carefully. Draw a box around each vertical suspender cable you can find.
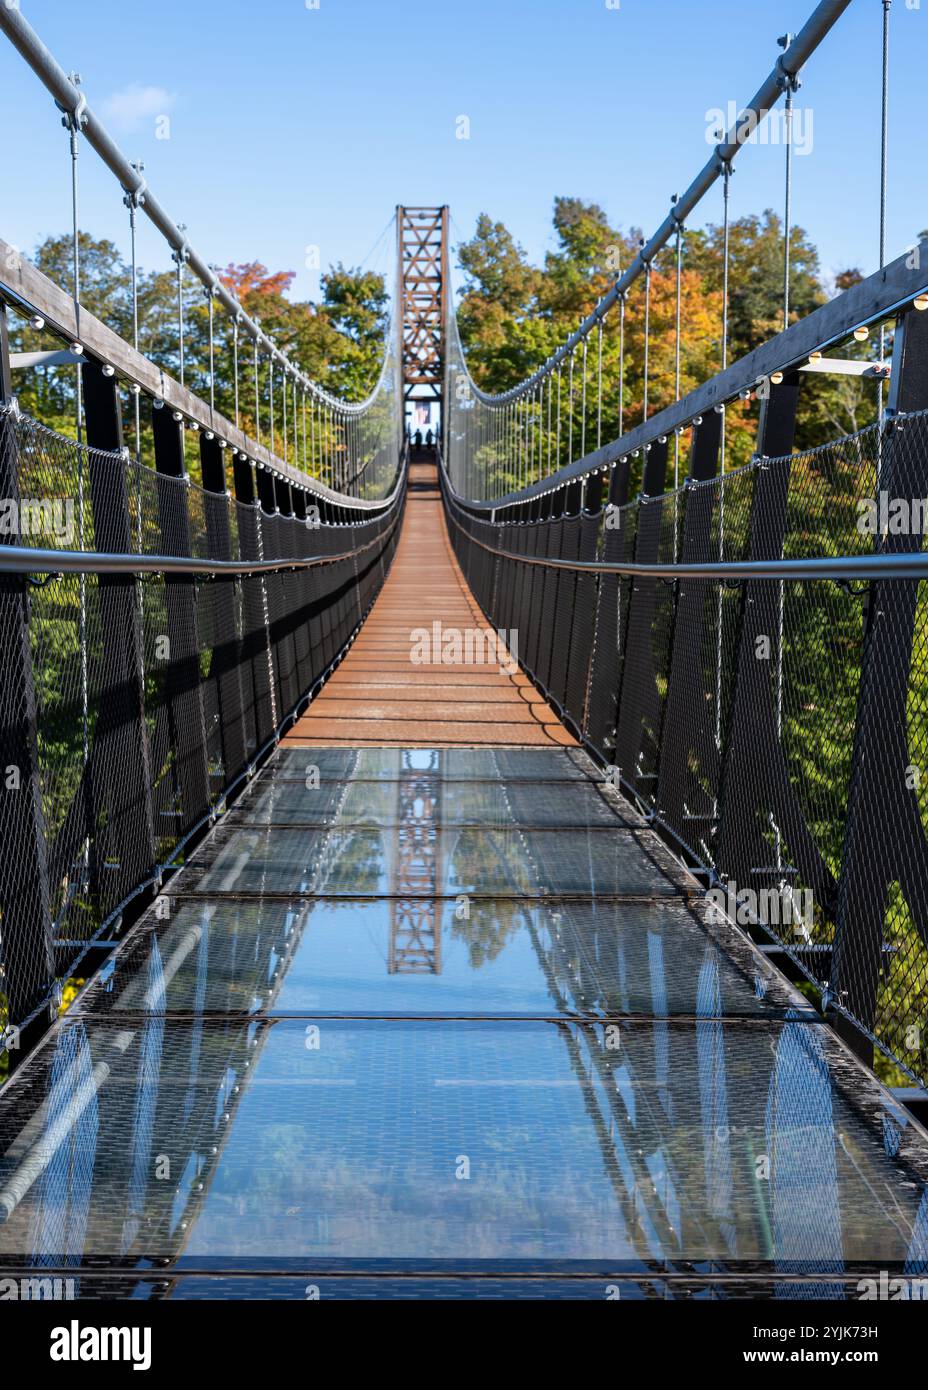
[879,0,891,428]
[538,381,544,484]
[674,221,683,491]
[528,386,534,489]
[126,172,143,460]
[512,399,518,495]
[125,167,146,558]
[783,83,794,328]
[253,336,261,446]
[65,82,83,446]
[780,29,797,332]
[720,160,732,475]
[527,388,533,490]
[282,367,288,463]
[642,259,651,424]
[567,346,575,465]
[269,357,275,458]
[540,382,545,484]
[174,225,186,388]
[618,293,626,439]
[63,75,89,773]
[673,219,683,557]
[233,322,240,429]
[580,332,588,458]
[715,159,733,757]
[207,288,215,419]
[596,316,604,452]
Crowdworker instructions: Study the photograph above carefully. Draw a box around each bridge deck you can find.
[287,455,574,748]
[0,460,926,1298]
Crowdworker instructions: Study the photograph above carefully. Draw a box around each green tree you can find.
[319,263,390,399]
[683,209,824,359]
[455,214,542,389]
[9,233,390,473]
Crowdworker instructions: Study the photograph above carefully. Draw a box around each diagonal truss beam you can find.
[398,206,447,403]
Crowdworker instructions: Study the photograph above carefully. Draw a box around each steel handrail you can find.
[441,483,928,583]
[0,490,405,577]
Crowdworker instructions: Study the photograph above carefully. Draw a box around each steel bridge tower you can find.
[397,206,448,425]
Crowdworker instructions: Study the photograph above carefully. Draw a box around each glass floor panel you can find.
[0,1017,925,1274]
[73,897,808,1019]
[266,746,598,782]
[227,776,644,829]
[0,738,915,1297]
[177,826,690,899]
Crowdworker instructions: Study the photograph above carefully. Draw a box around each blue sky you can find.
[1,0,924,307]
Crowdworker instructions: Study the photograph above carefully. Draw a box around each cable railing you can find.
[444,0,854,501]
[0,404,406,1059]
[441,391,928,1089]
[443,0,917,509]
[441,26,928,1090]
[0,5,411,1071]
[0,4,404,502]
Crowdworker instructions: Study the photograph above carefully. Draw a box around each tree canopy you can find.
[9,200,900,475]
[454,198,884,467]
[10,236,390,445]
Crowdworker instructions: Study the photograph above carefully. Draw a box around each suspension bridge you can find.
[0,0,927,1303]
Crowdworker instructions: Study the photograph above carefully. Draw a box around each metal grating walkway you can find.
[0,742,926,1298]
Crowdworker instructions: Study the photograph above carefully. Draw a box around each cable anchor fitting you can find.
[56,73,87,136]
[172,223,190,268]
[776,34,802,95]
[123,161,147,211]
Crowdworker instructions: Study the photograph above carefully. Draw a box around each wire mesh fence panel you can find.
[440,413,928,1087]
[585,498,638,766]
[614,491,681,810]
[0,406,404,1056]
[657,465,755,867]
[564,512,602,733]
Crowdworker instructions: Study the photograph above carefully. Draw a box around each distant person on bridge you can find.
[414,429,423,447]
[426,429,433,446]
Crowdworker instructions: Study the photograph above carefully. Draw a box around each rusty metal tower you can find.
[397,206,448,411]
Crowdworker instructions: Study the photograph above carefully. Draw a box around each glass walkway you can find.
[0,744,926,1299]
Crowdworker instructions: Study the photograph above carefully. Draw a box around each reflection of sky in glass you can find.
[766,1022,844,1297]
[697,957,735,1257]
[0,747,925,1291]
[124,940,165,1255]
[27,1022,98,1271]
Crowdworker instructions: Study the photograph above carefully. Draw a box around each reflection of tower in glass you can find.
[388,750,442,974]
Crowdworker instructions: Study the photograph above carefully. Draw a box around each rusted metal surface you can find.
[398,208,447,404]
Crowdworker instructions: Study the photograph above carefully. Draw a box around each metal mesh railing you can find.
[443,413,928,1087]
[0,406,404,1053]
